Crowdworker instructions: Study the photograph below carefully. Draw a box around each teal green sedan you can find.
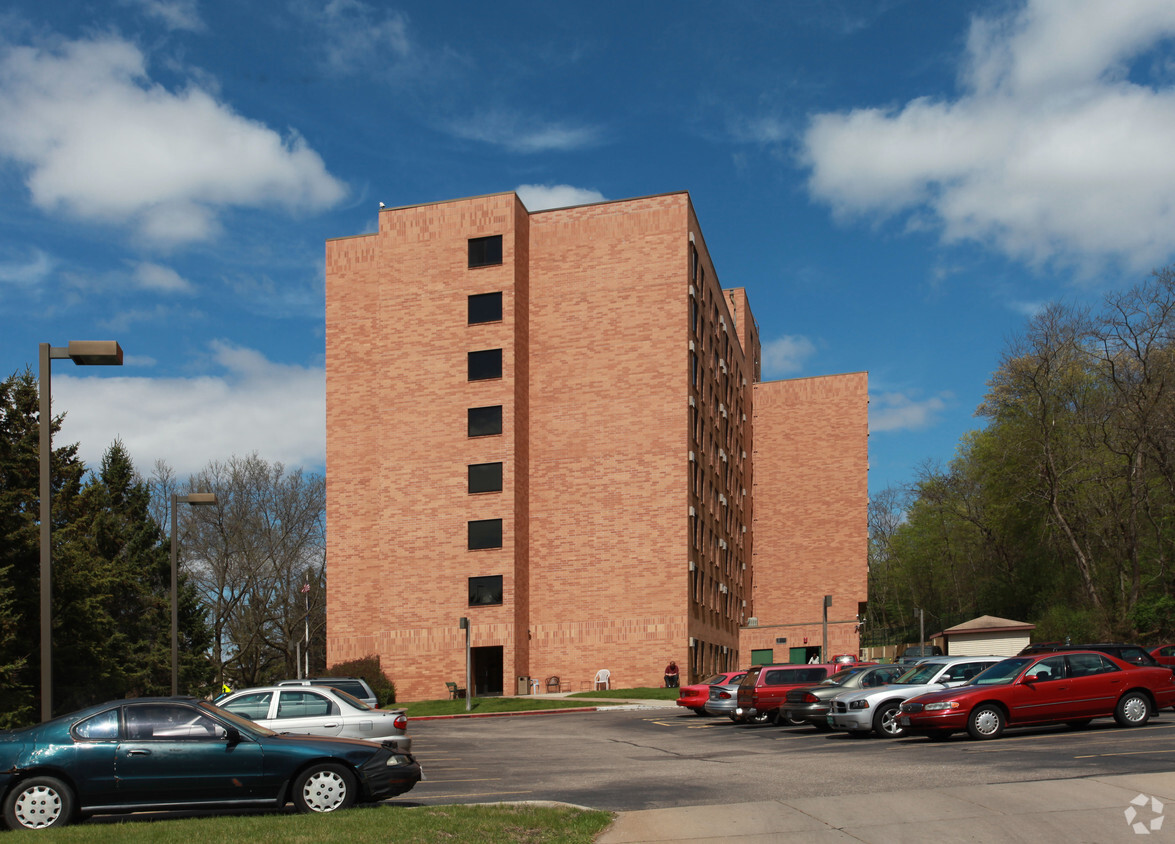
[0,697,420,830]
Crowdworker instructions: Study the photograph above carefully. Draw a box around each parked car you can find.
[1151,644,1175,667]
[896,645,944,664]
[218,685,410,751]
[0,697,420,830]
[780,664,908,730]
[899,651,1175,740]
[830,654,863,666]
[735,664,836,725]
[278,677,379,707]
[676,671,746,715]
[829,655,1003,738]
[704,674,750,718]
[1017,643,1160,668]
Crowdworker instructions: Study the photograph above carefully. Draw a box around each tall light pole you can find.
[39,341,123,722]
[171,492,217,695]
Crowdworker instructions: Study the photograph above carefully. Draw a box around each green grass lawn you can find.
[30,804,613,843]
[565,686,678,701]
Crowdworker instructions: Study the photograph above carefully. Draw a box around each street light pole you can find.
[39,341,122,722]
[171,492,217,695]
[822,595,832,663]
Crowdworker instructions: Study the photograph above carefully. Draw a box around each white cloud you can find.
[52,341,325,477]
[0,248,54,286]
[132,261,194,293]
[870,391,952,433]
[450,111,602,152]
[801,0,1175,269]
[761,334,817,377]
[0,35,347,246]
[315,0,411,74]
[516,184,606,211]
[121,0,205,32]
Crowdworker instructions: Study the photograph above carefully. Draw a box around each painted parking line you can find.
[416,778,503,783]
[1074,748,1175,758]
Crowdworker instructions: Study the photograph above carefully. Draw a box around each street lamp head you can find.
[66,341,123,366]
[182,492,217,506]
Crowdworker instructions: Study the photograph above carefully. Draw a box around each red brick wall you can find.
[745,372,869,658]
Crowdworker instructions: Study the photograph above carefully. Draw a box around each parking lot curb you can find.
[409,706,602,721]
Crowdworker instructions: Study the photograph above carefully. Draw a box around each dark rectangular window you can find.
[468,519,503,550]
[468,575,503,605]
[468,462,503,493]
[468,348,502,381]
[468,235,503,268]
[468,405,502,437]
[468,292,503,324]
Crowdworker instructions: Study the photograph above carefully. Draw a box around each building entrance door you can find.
[471,646,503,696]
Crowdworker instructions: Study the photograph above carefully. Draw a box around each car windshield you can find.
[820,668,864,686]
[199,700,278,736]
[699,674,728,685]
[897,662,945,684]
[968,658,1032,686]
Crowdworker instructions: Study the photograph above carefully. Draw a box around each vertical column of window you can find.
[465,238,505,600]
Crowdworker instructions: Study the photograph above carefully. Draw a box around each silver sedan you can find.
[217,685,410,751]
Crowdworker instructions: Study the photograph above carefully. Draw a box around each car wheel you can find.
[1115,692,1151,728]
[873,701,907,738]
[1065,719,1092,730]
[780,712,807,727]
[3,776,76,830]
[749,710,772,724]
[692,707,710,717]
[293,763,357,814]
[967,704,1005,740]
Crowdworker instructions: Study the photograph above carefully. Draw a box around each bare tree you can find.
[180,454,326,689]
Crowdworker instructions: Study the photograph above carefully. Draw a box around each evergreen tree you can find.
[0,370,86,727]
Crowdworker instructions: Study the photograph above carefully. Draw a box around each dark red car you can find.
[1151,644,1175,667]
[899,651,1175,740]
[735,664,837,724]
[676,671,745,715]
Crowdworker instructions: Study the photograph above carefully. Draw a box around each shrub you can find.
[326,654,396,706]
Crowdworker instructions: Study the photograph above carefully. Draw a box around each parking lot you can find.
[399,706,1175,812]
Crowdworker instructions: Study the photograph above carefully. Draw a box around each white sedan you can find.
[217,685,410,751]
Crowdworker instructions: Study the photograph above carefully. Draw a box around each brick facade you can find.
[325,191,868,700]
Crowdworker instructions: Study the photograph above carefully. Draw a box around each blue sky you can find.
[3,0,1175,495]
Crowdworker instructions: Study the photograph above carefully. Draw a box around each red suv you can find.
[735,664,837,724]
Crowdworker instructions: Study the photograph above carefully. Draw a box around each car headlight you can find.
[849,700,870,710]
[923,701,960,711]
[386,754,412,766]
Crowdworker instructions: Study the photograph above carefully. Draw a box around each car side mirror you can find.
[1023,674,1039,683]
[224,726,241,744]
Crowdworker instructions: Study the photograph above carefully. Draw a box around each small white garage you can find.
[935,615,1035,657]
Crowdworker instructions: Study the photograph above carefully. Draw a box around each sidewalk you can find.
[597,771,1175,843]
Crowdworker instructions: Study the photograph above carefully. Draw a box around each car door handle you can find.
[322,722,339,728]
[126,749,151,756]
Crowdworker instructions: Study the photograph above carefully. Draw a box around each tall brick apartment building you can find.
[325,191,867,701]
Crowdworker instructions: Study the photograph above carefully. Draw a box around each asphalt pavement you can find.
[422,693,1175,843]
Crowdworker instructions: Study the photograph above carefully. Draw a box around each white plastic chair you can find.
[594,668,611,690]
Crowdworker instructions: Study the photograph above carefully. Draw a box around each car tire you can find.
[749,710,772,724]
[1114,692,1151,728]
[292,763,357,814]
[967,704,1005,740]
[3,776,76,830]
[691,707,710,717]
[775,710,806,727]
[812,720,833,732]
[872,700,907,738]
[1065,719,1092,730]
